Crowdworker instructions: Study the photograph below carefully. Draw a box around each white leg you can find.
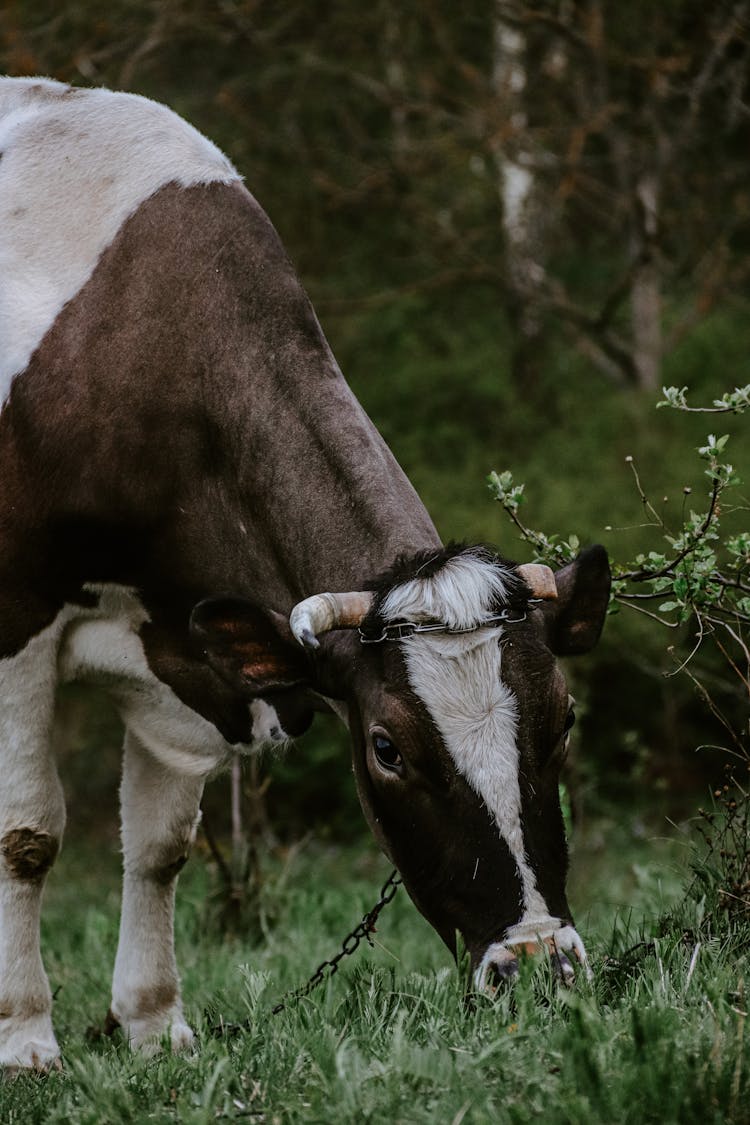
[111,729,204,1055]
[0,624,66,1071]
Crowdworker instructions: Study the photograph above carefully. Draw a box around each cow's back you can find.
[0,77,240,397]
[0,77,438,645]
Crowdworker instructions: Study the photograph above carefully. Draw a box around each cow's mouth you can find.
[474,923,591,991]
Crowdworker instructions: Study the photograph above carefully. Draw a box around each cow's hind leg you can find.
[0,622,66,1071]
[111,730,204,1055]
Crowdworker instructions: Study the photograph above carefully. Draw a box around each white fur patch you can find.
[0,76,241,400]
[0,612,70,1068]
[385,552,556,934]
[0,584,271,1067]
[112,728,202,1055]
[380,550,516,630]
[249,699,288,746]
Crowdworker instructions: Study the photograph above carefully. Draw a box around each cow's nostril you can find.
[486,957,519,987]
[550,947,576,984]
[476,926,590,994]
[474,944,522,992]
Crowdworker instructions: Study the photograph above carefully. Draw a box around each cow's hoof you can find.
[126,1016,195,1057]
[1,1039,62,1075]
[168,1019,195,1054]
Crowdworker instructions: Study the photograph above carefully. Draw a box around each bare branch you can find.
[674,1,750,153]
[200,807,232,890]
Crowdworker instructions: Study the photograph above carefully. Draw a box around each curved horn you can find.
[516,563,558,600]
[290,591,374,650]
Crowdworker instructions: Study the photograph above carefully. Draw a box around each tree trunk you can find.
[491,7,555,390]
[384,13,408,157]
[630,172,662,391]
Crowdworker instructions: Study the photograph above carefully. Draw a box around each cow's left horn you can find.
[290,591,374,649]
[516,563,558,600]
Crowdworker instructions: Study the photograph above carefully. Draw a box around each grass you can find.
[1,813,748,1124]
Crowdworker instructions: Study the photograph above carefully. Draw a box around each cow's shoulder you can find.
[0,78,241,401]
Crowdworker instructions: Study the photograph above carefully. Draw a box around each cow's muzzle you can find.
[474,924,591,991]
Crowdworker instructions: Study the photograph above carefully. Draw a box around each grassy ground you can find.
[1,812,748,1125]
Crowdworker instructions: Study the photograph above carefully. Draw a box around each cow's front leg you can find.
[0,627,66,1071]
[111,730,204,1056]
[0,804,64,1071]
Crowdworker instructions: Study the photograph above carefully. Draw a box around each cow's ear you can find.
[544,545,611,656]
[190,597,309,695]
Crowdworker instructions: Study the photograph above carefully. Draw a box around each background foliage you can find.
[2,1,749,839]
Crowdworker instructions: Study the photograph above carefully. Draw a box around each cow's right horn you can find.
[290,591,374,649]
[516,562,558,600]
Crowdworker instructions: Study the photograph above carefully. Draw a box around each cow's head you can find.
[190,543,610,988]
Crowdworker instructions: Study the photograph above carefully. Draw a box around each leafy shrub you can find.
[490,383,750,941]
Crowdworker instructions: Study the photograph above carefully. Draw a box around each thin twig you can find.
[620,476,721,583]
[718,887,750,909]
[617,590,677,601]
[665,612,706,677]
[685,942,701,991]
[618,600,680,628]
[201,808,232,889]
[713,574,750,597]
[682,664,747,752]
[714,628,750,693]
[626,456,669,530]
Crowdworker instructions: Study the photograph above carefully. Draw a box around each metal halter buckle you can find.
[358,608,526,645]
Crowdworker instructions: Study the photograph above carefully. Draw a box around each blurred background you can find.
[3,1,749,849]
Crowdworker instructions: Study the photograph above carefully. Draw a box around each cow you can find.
[0,76,611,1071]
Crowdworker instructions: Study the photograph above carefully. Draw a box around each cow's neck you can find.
[177,182,441,608]
[230,360,440,605]
[10,179,440,624]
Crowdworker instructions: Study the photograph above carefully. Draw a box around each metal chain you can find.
[359,609,526,645]
[210,868,402,1037]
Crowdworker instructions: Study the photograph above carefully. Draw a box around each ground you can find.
[1,813,747,1125]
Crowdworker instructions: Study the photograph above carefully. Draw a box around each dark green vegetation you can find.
[1,5,749,1120]
[3,1,749,826]
[0,816,748,1124]
[2,2,746,828]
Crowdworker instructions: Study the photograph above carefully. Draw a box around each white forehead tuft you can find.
[0,77,241,400]
[379,551,518,631]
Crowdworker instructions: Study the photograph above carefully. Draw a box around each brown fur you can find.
[131,983,178,1019]
[1,829,59,882]
[0,180,438,726]
[0,995,50,1021]
[149,854,188,886]
[1,162,610,975]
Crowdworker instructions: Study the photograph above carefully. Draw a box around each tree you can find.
[489,382,750,773]
[485,1,750,388]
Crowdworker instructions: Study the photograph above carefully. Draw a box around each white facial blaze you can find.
[400,630,550,925]
[381,552,555,933]
[0,77,241,401]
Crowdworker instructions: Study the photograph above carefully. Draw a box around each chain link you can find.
[210,868,402,1036]
[359,609,525,644]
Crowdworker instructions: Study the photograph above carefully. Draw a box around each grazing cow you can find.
[0,77,610,1071]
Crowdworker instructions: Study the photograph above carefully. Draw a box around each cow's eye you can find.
[372,732,403,774]
[561,695,576,746]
